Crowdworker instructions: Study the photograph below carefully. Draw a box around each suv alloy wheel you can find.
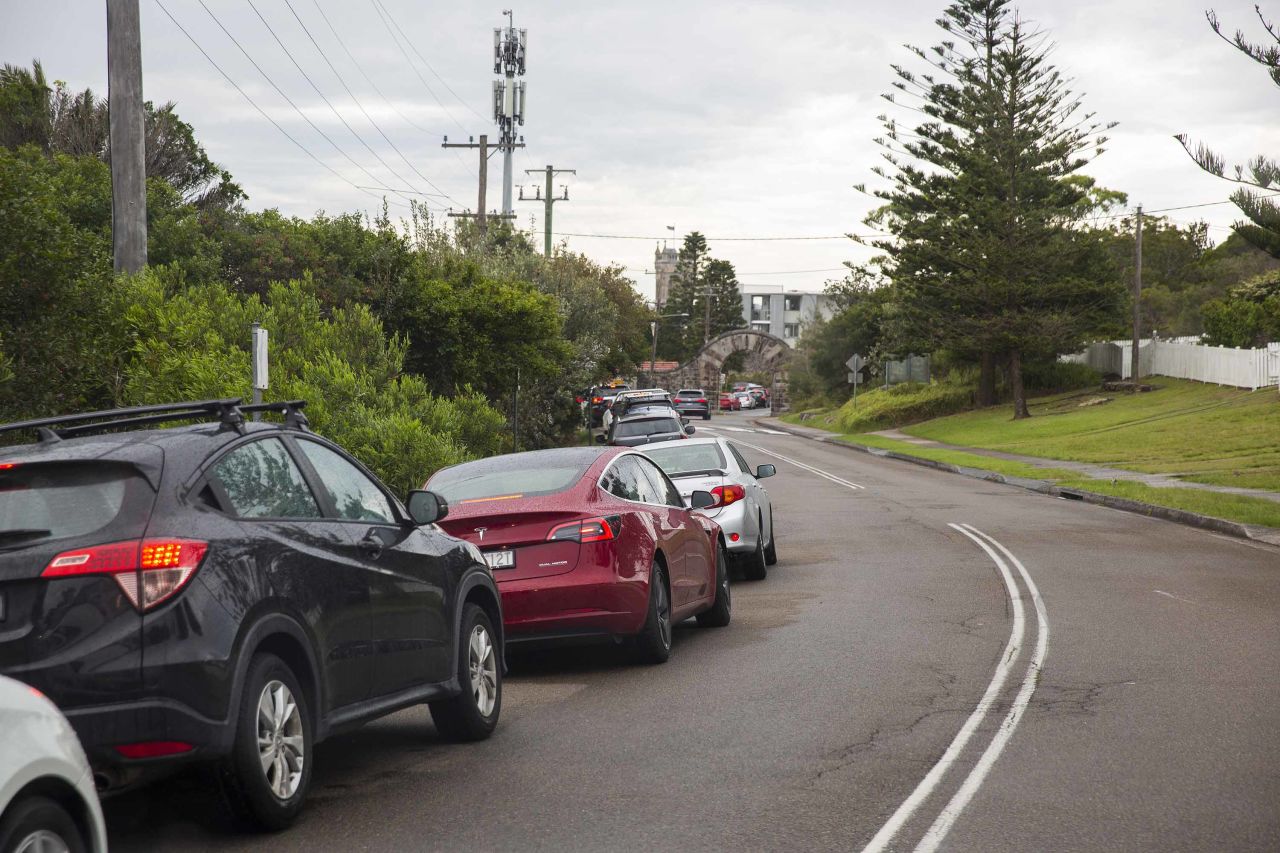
[429,604,502,741]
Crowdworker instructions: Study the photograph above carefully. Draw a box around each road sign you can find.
[845,353,864,373]
[847,372,863,385]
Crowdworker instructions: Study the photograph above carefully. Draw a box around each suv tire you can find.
[634,563,672,664]
[0,796,86,853]
[430,603,502,742]
[220,653,313,831]
[697,543,732,628]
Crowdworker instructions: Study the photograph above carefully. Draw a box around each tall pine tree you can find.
[861,0,1120,417]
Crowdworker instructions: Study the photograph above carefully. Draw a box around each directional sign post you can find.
[846,353,864,406]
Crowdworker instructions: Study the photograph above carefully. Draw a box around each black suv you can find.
[586,384,630,427]
[0,400,503,829]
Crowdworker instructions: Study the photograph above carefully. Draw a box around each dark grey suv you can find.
[0,399,503,830]
[601,405,694,447]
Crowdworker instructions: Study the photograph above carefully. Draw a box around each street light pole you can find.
[645,310,688,388]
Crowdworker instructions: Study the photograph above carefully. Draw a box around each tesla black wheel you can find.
[634,562,672,664]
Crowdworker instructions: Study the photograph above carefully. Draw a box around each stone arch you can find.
[652,329,792,413]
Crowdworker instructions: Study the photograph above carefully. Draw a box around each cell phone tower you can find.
[493,10,527,217]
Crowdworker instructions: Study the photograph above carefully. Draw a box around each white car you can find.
[0,675,107,852]
[642,436,777,580]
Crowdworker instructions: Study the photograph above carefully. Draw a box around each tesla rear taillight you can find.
[114,741,194,759]
[711,485,745,507]
[0,463,15,470]
[43,538,208,611]
[548,516,621,543]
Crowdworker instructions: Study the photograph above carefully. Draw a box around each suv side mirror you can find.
[684,424,696,435]
[755,464,776,479]
[406,490,448,525]
[689,490,716,510]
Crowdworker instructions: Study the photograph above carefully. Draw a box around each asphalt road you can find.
[106,409,1280,852]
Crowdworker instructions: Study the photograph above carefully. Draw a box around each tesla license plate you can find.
[484,550,515,569]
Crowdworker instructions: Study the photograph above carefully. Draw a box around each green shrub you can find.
[1021,360,1101,392]
[832,380,973,433]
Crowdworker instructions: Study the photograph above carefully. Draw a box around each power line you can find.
[152,0,411,209]
[280,0,460,204]
[244,0,441,205]
[191,0,416,207]
[556,231,886,241]
[368,0,466,133]
[371,0,488,126]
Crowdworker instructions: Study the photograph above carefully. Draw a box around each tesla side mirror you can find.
[689,490,716,510]
[685,425,696,435]
[595,433,607,445]
[755,464,776,479]
[406,490,448,525]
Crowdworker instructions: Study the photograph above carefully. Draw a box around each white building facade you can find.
[740,286,833,345]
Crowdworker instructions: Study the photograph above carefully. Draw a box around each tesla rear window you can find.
[615,418,681,438]
[430,459,590,503]
[0,462,152,547]
[643,443,726,476]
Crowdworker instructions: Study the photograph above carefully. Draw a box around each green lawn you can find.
[781,379,1280,530]
[901,379,1280,491]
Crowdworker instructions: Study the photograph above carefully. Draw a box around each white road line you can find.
[1154,589,1197,605]
[861,524,1027,853]
[914,525,1049,853]
[715,425,753,432]
[755,428,786,435]
[728,437,866,491]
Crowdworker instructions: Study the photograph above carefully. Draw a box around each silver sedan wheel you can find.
[469,624,499,718]
[256,679,305,801]
[15,830,70,853]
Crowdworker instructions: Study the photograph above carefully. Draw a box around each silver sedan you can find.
[642,436,777,580]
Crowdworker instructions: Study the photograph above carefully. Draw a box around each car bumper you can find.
[676,405,710,417]
[701,499,758,553]
[496,554,651,641]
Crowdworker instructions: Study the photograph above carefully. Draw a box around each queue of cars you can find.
[0,395,780,845]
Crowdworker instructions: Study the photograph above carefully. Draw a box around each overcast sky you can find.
[4,1,1278,300]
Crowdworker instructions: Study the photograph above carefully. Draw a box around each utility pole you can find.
[442,134,517,228]
[519,165,575,255]
[106,0,147,273]
[1131,204,1143,391]
[493,11,527,217]
[703,278,713,345]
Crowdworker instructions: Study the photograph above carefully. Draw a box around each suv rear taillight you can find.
[548,516,621,543]
[710,485,745,507]
[43,538,208,611]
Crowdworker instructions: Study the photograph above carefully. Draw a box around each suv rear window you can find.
[676,390,704,397]
[0,462,153,548]
[615,417,681,438]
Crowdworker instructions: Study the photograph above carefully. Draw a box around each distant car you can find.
[718,392,740,411]
[673,389,711,420]
[604,389,675,431]
[748,388,769,409]
[642,436,778,580]
[587,384,632,427]
[603,406,694,447]
[426,448,731,662]
[731,391,754,409]
[0,675,107,853]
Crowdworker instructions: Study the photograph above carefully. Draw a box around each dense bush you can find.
[117,271,506,494]
[832,379,974,433]
[1020,360,1101,392]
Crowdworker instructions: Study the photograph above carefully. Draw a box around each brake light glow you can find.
[592,396,603,404]
[548,515,621,543]
[710,484,745,507]
[0,463,15,470]
[42,538,208,611]
[697,399,706,404]
[114,741,194,759]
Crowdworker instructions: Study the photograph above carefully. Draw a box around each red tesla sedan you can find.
[426,447,731,662]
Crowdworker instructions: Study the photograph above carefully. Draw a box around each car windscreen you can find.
[615,418,681,438]
[644,443,726,477]
[429,456,591,503]
[0,461,154,548]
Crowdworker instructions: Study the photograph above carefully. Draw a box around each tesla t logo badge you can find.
[475,527,487,541]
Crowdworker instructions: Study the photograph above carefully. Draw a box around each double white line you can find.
[862,524,1050,853]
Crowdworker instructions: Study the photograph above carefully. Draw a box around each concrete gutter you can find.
[767,419,1280,548]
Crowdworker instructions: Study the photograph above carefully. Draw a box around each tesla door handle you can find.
[357,535,383,560]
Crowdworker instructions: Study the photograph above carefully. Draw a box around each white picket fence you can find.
[1062,339,1280,390]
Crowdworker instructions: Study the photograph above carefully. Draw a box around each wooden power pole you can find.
[106,0,147,273]
[442,134,518,228]
[1131,204,1143,391]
